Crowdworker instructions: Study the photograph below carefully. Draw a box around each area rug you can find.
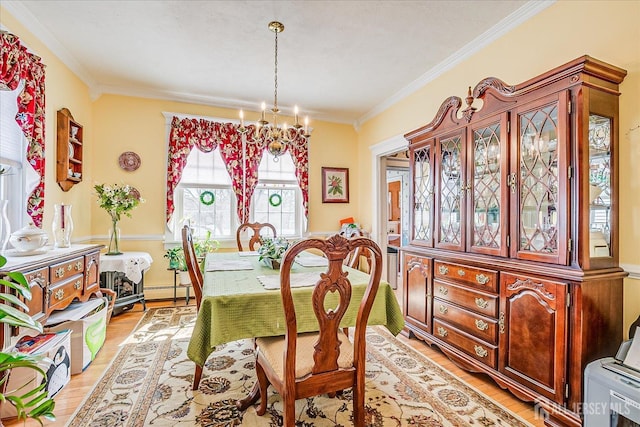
[67,306,533,427]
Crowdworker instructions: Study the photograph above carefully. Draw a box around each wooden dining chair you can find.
[181,225,205,390]
[236,222,277,251]
[254,234,382,426]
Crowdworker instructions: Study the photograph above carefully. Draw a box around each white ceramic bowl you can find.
[9,224,49,252]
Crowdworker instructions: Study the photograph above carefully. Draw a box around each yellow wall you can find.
[90,95,357,296]
[1,6,94,238]
[2,1,638,331]
[357,0,640,336]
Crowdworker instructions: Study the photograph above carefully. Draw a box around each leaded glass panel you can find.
[588,114,612,257]
[439,136,462,245]
[413,146,432,242]
[519,105,559,254]
[472,123,501,248]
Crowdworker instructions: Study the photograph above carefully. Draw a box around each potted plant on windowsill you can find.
[0,254,56,423]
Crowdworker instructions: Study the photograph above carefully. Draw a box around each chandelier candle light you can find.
[238,21,311,161]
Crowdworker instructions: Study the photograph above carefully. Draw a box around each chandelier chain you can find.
[273,27,278,113]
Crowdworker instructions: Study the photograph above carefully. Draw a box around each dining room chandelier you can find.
[239,21,311,161]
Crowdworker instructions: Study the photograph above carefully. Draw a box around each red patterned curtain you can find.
[167,116,308,225]
[1,31,46,227]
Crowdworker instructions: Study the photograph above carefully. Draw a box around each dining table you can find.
[186,250,405,408]
[187,251,405,365]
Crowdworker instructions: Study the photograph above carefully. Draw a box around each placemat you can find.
[206,259,253,271]
[295,255,328,267]
[257,272,320,290]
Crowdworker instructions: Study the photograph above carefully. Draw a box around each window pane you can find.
[253,186,298,236]
[259,152,297,182]
[181,187,233,239]
[181,149,231,185]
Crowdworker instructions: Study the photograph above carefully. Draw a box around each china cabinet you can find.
[401,56,627,427]
[56,108,83,191]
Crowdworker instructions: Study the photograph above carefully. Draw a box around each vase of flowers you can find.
[94,183,143,255]
[257,236,290,269]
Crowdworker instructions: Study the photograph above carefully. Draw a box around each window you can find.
[0,83,38,233]
[170,146,304,243]
[252,153,304,237]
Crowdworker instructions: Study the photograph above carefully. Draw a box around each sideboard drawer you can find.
[48,274,83,312]
[50,257,85,285]
[434,260,498,292]
[433,298,498,344]
[23,267,48,322]
[433,279,498,318]
[433,318,497,369]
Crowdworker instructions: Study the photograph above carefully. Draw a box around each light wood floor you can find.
[2,299,545,427]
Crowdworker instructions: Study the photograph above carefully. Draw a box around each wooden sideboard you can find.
[0,244,102,349]
[401,56,627,427]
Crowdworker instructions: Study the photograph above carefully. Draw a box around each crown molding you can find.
[2,0,98,89]
[355,0,556,127]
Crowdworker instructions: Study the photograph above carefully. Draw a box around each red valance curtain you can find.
[0,31,46,227]
[167,116,309,226]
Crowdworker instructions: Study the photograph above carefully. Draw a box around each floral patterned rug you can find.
[67,306,533,427]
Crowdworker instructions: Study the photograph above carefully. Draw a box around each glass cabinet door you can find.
[411,143,434,246]
[588,114,612,258]
[512,93,569,265]
[469,115,508,256]
[436,134,464,251]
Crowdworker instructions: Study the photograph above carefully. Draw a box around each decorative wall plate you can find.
[119,151,141,171]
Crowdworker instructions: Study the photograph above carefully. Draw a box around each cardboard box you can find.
[45,297,108,375]
[0,330,71,419]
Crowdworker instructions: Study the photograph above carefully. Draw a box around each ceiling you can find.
[3,1,552,126]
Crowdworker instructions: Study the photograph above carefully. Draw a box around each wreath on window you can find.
[200,191,215,206]
[269,193,282,207]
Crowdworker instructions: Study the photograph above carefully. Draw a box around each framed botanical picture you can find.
[322,167,349,203]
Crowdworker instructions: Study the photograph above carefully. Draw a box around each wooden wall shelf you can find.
[56,108,83,191]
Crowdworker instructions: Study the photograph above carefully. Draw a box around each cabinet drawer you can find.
[433,319,497,369]
[23,267,48,322]
[50,257,85,285]
[434,260,497,292]
[433,279,498,318]
[433,299,497,344]
[48,274,83,312]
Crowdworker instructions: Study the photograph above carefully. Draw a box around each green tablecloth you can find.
[187,252,405,366]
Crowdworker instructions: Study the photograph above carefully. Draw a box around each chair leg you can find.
[352,377,365,426]
[192,364,203,391]
[283,395,296,427]
[255,362,269,416]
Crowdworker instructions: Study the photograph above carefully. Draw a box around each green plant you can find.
[257,236,290,262]
[164,230,219,272]
[164,247,185,271]
[94,183,143,222]
[0,255,56,424]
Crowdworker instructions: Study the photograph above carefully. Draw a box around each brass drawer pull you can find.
[476,274,490,285]
[457,269,465,276]
[54,289,64,300]
[67,264,73,271]
[73,280,82,290]
[438,265,449,275]
[475,319,489,331]
[438,305,448,314]
[437,326,448,337]
[475,297,489,309]
[438,286,449,295]
[55,267,65,278]
[474,345,488,358]
[75,261,83,271]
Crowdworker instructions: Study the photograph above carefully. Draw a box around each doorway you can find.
[383,150,410,289]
